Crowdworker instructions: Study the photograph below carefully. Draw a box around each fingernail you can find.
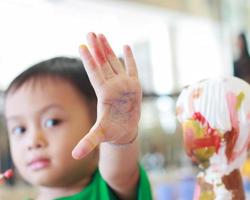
[79,44,87,50]
[79,45,88,57]
[98,33,105,40]
[90,32,97,38]
[124,45,131,52]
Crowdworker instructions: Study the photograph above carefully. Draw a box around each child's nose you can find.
[27,130,47,150]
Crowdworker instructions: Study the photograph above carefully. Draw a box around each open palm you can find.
[72,33,142,159]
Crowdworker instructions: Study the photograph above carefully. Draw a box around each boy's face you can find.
[4,78,98,187]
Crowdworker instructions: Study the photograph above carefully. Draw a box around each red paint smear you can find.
[89,33,106,65]
[224,128,238,163]
[193,136,220,150]
[226,92,239,131]
[183,112,227,163]
[229,129,250,163]
[193,112,206,125]
[191,110,244,164]
[224,92,240,163]
[94,46,106,65]
[99,34,114,56]
[184,127,195,157]
[191,112,221,153]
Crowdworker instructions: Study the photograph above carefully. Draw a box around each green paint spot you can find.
[236,92,245,110]
[200,191,214,200]
[194,147,215,168]
[184,120,205,138]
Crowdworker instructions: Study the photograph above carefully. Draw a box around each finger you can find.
[98,34,125,74]
[72,127,105,159]
[87,32,115,79]
[123,45,138,78]
[79,44,105,88]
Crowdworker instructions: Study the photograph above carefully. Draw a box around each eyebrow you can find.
[6,104,64,121]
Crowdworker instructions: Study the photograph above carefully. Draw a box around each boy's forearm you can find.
[99,139,139,199]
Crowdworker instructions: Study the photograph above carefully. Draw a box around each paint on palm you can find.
[176,77,250,200]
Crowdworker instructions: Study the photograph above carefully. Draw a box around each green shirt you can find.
[55,165,152,200]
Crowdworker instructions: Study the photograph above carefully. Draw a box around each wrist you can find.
[109,134,138,146]
[108,128,138,146]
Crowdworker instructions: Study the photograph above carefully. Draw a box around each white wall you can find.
[0,0,230,94]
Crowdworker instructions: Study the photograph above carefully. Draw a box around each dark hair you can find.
[5,57,97,118]
[239,32,249,58]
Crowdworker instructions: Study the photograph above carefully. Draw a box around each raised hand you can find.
[72,32,142,159]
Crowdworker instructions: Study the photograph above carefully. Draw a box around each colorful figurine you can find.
[176,77,250,200]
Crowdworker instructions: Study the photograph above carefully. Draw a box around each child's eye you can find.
[44,119,61,128]
[12,126,26,135]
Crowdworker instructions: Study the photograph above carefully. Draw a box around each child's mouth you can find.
[27,158,51,171]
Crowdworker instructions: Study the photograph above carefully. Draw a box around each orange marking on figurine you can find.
[192,88,202,99]
[176,106,183,116]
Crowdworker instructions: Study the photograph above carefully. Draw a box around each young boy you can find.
[3,33,152,199]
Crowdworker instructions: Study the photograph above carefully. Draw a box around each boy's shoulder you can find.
[58,165,152,200]
[56,168,111,200]
[25,165,152,200]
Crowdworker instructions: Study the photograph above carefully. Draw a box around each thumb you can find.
[72,126,105,160]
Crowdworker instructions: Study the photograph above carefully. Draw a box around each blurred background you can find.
[1,0,250,199]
